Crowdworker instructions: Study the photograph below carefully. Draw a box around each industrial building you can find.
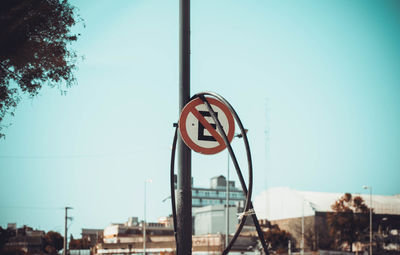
[102,217,174,244]
[2,224,45,255]
[81,228,103,247]
[191,175,247,235]
[193,204,237,235]
[174,174,246,208]
[97,217,257,254]
[94,176,250,254]
[253,187,400,252]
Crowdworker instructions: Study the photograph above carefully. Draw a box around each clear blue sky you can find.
[1,0,400,237]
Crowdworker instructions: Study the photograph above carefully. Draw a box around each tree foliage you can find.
[261,220,296,253]
[0,227,64,255]
[69,234,92,250]
[43,231,64,253]
[0,227,12,253]
[327,193,371,251]
[0,0,81,138]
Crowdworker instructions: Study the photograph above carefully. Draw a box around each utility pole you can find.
[144,179,152,255]
[363,185,373,255]
[177,0,192,254]
[369,188,372,255]
[64,207,72,255]
[301,200,304,255]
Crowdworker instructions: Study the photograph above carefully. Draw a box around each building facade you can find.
[103,217,174,244]
[193,204,237,235]
[192,175,246,209]
[2,224,45,255]
[253,187,400,252]
[190,175,247,236]
[94,175,249,254]
[97,217,176,254]
[81,228,103,247]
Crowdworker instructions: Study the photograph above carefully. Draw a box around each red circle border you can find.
[178,97,235,155]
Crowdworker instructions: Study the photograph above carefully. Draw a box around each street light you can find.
[162,196,171,203]
[226,129,247,248]
[363,185,372,255]
[144,179,152,255]
[301,200,304,255]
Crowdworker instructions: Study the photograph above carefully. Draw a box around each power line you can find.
[0,206,65,210]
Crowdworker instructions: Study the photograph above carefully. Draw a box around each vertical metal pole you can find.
[225,153,230,247]
[369,188,372,255]
[144,180,147,255]
[301,200,304,255]
[64,207,67,255]
[64,207,72,255]
[178,0,192,254]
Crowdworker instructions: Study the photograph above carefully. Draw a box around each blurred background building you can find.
[254,187,400,252]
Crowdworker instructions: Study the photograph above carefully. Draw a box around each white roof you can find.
[253,187,400,221]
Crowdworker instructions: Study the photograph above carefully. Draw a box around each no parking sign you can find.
[178,97,235,155]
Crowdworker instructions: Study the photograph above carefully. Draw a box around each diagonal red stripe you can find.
[190,107,225,146]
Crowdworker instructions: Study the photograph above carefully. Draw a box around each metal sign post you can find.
[175,1,269,254]
[177,0,192,254]
[171,93,269,255]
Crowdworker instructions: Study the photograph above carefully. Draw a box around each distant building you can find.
[157,216,174,227]
[193,204,237,235]
[95,217,175,254]
[173,174,246,208]
[192,175,246,209]
[3,224,45,255]
[95,176,249,254]
[96,233,256,255]
[69,250,91,255]
[7,223,16,230]
[81,228,103,246]
[189,175,246,236]
[253,187,400,252]
[102,217,174,244]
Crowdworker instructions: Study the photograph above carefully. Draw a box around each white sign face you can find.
[179,97,235,155]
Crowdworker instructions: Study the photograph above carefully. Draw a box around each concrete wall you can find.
[193,204,237,235]
[271,215,316,250]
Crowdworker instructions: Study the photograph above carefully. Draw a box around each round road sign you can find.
[178,97,235,155]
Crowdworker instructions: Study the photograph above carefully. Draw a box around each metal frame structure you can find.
[171,92,269,255]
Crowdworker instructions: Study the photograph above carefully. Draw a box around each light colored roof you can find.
[81,228,103,234]
[253,187,400,221]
